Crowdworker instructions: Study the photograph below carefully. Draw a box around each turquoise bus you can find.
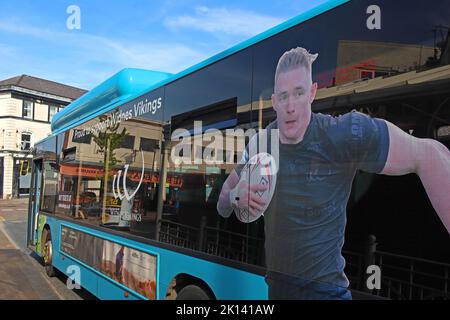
[27,0,450,300]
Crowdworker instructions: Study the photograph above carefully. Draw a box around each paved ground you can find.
[0,198,92,300]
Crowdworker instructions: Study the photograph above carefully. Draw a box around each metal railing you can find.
[202,224,264,265]
[158,217,264,264]
[158,221,449,300]
[371,250,450,300]
[158,219,200,250]
[343,235,450,300]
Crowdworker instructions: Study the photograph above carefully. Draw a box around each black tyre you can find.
[42,231,56,277]
[176,285,212,300]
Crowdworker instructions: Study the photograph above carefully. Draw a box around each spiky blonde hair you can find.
[274,47,318,88]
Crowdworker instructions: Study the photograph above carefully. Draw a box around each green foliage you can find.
[92,114,128,167]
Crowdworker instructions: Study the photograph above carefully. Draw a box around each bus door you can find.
[27,159,42,246]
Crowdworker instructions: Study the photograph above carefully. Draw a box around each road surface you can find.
[0,198,94,300]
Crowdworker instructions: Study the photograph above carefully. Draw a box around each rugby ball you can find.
[235,152,277,223]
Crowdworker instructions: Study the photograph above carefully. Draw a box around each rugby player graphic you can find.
[217,47,450,300]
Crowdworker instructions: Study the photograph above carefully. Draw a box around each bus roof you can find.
[50,0,350,136]
[51,68,172,133]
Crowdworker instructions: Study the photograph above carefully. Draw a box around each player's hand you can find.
[235,181,267,218]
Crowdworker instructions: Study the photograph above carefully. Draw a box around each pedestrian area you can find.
[0,219,61,299]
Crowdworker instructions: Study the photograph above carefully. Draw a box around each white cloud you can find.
[165,6,284,37]
[0,20,209,88]
[104,40,207,73]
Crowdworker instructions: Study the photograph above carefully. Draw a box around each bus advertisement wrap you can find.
[100,240,157,299]
[28,0,450,300]
[61,226,157,299]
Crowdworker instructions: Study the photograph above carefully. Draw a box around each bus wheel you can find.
[176,285,212,300]
[42,232,56,277]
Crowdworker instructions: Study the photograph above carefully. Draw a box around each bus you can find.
[27,0,450,300]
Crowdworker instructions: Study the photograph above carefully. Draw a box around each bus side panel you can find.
[159,250,268,300]
[55,254,100,297]
[46,216,99,297]
[97,277,140,300]
[49,219,267,300]
[53,220,154,300]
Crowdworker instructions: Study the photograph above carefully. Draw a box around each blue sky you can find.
[0,0,329,89]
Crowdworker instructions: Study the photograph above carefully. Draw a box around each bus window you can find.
[55,88,165,240]
[162,49,266,266]
[39,136,58,214]
[40,161,58,214]
[249,0,450,298]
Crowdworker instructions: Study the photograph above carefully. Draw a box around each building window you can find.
[49,105,59,122]
[23,100,33,119]
[360,70,375,80]
[21,133,31,150]
[140,137,158,152]
[121,135,135,149]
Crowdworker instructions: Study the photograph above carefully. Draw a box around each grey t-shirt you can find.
[242,111,389,289]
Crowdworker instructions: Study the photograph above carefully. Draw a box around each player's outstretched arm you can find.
[381,121,450,233]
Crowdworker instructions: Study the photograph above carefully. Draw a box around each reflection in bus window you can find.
[158,50,263,264]
[55,99,164,240]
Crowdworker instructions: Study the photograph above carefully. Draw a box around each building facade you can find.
[0,75,86,199]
